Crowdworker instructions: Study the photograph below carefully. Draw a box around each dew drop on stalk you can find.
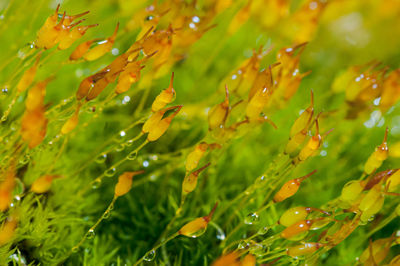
[115,143,125,152]
[257,226,269,235]
[127,151,138,160]
[87,229,95,239]
[104,168,116,177]
[103,211,111,219]
[143,249,156,261]
[125,139,134,146]
[92,179,101,189]
[96,154,107,163]
[244,213,260,225]
[19,153,31,164]
[71,247,79,253]
[238,240,250,249]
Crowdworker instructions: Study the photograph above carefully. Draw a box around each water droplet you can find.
[103,211,111,219]
[143,160,149,167]
[104,168,116,177]
[257,226,269,235]
[115,143,125,152]
[216,231,225,240]
[87,229,95,239]
[95,154,107,163]
[185,227,207,238]
[143,249,156,261]
[238,240,250,249]
[1,115,8,122]
[109,203,114,210]
[19,153,31,164]
[244,213,260,225]
[125,139,134,146]
[71,247,79,253]
[127,151,138,160]
[13,178,25,196]
[92,179,101,189]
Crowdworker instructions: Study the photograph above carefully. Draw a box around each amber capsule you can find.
[85,71,122,101]
[364,169,395,190]
[17,54,41,93]
[114,171,144,197]
[273,170,316,202]
[61,104,81,134]
[182,163,211,195]
[31,175,61,194]
[208,85,230,130]
[364,128,389,174]
[290,90,314,137]
[21,110,48,149]
[25,78,52,111]
[142,105,177,133]
[0,165,15,212]
[178,202,218,237]
[280,219,323,239]
[185,142,209,172]
[83,23,119,61]
[360,236,394,265]
[297,117,322,162]
[36,11,67,49]
[152,72,175,112]
[0,216,18,246]
[286,243,322,257]
[147,106,182,142]
[76,71,107,100]
[62,10,90,26]
[227,0,252,35]
[35,5,60,47]
[58,24,98,50]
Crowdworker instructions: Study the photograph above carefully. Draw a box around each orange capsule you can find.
[85,71,122,101]
[280,219,317,239]
[61,104,81,134]
[36,11,67,49]
[152,72,176,112]
[0,165,15,212]
[0,216,18,246]
[178,202,218,237]
[35,4,60,48]
[273,170,316,202]
[114,171,144,197]
[62,10,90,26]
[69,38,100,60]
[227,0,252,35]
[58,23,98,50]
[31,175,61,194]
[208,85,230,130]
[212,251,240,266]
[185,142,209,172]
[142,105,177,133]
[83,23,119,61]
[25,78,52,111]
[241,254,256,266]
[20,110,48,149]
[286,243,322,257]
[364,128,389,174]
[147,105,182,142]
[380,69,400,112]
[182,163,211,195]
[17,53,41,93]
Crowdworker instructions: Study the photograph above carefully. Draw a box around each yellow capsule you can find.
[185,142,209,172]
[25,78,52,111]
[386,169,400,191]
[147,106,182,142]
[70,39,98,61]
[83,23,119,61]
[227,0,252,35]
[61,105,81,134]
[298,119,322,162]
[0,216,18,246]
[273,170,316,202]
[35,6,62,48]
[178,202,218,237]
[208,85,230,130]
[364,128,389,174]
[286,243,322,257]
[152,72,175,112]
[182,163,211,195]
[290,90,314,137]
[241,254,256,266]
[31,175,60,194]
[285,129,307,157]
[114,171,144,197]
[142,110,166,134]
[340,180,364,203]
[359,184,385,221]
[389,141,400,158]
[246,87,270,119]
[279,207,309,227]
[17,54,41,93]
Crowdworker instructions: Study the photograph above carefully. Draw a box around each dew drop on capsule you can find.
[257,226,269,235]
[143,249,156,261]
[244,213,259,225]
[104,168,116,177]
[96,154,107,163]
